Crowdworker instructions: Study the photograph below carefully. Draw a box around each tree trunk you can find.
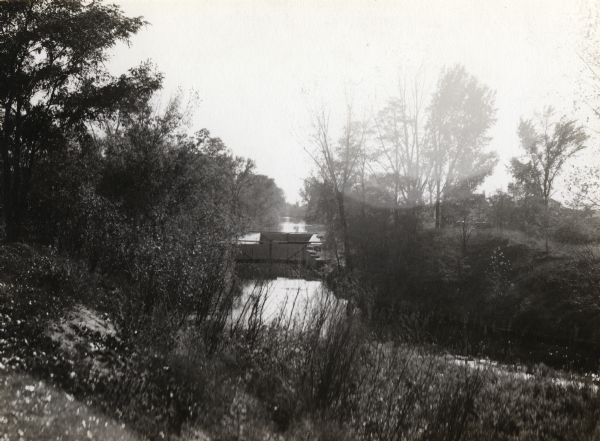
[336,190,352,271]
[360,171,366,221]
[1,112,24,242]
[435,180,442,230]
[1,150,21,242]
[543,201,550,254]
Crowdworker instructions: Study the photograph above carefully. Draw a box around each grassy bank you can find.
[2,243,600,440]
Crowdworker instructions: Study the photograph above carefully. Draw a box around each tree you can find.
[0,0,161,240]
[448,192,488,255]
[301,176,334,224]
[510,107,588,252]
[86,98,250,341]
[307,106,367,270]
[487,191,517,230]
[428,65,497,229]
[240,174,286,229]
[373,76,431,222]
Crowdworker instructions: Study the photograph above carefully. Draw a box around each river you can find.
[233,217,341,326]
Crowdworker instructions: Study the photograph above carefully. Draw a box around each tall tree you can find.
[307,106,366,270]
[0,0,160,240]
[510,107,588,252]
[373,76,430,218]
[428,65,497,228]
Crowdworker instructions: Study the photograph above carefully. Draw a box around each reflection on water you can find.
[238,232,260,243]
[232,277,344,326]
[278,216,324,234]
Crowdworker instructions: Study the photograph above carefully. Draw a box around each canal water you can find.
[234,217,342,326]
[277,216,324,234]
[238,216,324,243]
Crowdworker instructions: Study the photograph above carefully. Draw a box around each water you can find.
[234,217,336,326]
[278,216,324,234]
[232,277,343,327]
[239,217,324,243]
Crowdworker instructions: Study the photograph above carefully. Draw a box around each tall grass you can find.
[218,280,493,440]
[3,246,600,440]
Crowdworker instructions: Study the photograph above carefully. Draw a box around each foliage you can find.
[304,64,500,268]
[509,107,588,251]
[566,164,600,211]
[510,108,588,204]
[307,106,369,270]
[0,0,162,241]
[284,201,307,219]
[428,65,498,228]
[372,77,430,209]
[240,174,286,229]
[341,205,600,371]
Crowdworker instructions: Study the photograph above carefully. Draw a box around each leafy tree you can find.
[86,98,250,345]
[428,65,497,228]
[510,107,588,251]
[240,174,286,229]
[0,0,161,240]
[284,201,307,219]
[302,176,334,224]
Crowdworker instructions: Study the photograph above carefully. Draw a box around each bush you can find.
[553,219,597,244]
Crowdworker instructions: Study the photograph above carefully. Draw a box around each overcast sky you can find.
[108,0,597,203]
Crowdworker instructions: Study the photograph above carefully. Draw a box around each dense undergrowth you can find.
[345,218,600,372]
[2,243,600,441]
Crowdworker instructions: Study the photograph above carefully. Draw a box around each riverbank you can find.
[2,242,600,440]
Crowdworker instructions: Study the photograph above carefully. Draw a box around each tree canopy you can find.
[428,65,497,227]
[0,0,161,240]
[510,108,588,205]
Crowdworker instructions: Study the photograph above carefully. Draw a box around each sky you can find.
[108,0,598,203]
